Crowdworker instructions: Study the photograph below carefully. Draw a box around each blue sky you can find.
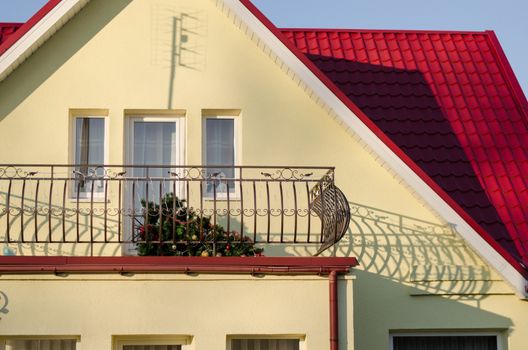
[0,0,526,94]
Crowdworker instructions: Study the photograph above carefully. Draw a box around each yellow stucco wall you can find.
[0,273,354,350]
[0,0,527,349]
[0,0,435,221]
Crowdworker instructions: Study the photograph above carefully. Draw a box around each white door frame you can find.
[123,115,186,255]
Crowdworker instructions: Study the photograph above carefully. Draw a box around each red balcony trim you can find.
[0,256,358,275]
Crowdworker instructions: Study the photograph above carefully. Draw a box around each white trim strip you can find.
[0,0,90,82]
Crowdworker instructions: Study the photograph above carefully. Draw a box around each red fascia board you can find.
[239,1,528,278]
[486,30,528,121]
[0,256,358,275]
[0,0,62,56]
[281,28,489,36]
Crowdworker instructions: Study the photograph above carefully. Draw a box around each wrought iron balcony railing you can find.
[0,165,350,256]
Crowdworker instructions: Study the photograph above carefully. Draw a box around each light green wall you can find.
[0,0,527,349]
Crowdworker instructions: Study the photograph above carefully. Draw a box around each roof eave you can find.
[0,0,90,83]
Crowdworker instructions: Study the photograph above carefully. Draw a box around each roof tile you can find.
[0,23,22,45]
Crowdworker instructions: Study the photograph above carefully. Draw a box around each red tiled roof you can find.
[0,23,22,45]
[282,29,528,268]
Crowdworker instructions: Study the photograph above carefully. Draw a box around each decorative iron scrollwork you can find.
[310,182,350,255]
[0,164,351,255]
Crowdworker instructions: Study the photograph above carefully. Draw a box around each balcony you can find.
[0,165,350,257]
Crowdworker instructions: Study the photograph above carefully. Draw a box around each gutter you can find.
[329,270,339,350]
[0,256,357,274]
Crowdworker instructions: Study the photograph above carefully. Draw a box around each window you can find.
[122,346,180,350]
[203,112,239,197]
[125,114,185,204]
[229,337,301,350]
[0,338,78,350]
[71,111,108,198]
[113,336,191,350]
[391,334,498,350]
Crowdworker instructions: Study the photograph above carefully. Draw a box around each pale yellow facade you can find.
[0,0,527,349]
[0,273,354,350]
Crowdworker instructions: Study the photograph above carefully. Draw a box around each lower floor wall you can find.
[353,270,526,350]
[4,269,528,349]
[0,273,354,350]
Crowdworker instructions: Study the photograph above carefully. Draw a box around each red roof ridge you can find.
[279,28,493,35]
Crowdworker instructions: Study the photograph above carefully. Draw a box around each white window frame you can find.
[70,111,109,200]
[202,113,241,199]
[125,115,186,170]
[125,114,186,199]
[0,336,81,350]
[113,335,192,350]
[227,335,305,350]
[389,332,502,350]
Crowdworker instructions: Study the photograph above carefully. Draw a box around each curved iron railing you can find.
[310,179,351,255]
[0,165,350,256]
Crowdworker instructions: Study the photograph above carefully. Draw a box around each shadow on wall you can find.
[277,201,508,298]
[278,54,517,297]
[150,2,207,108]
[270,201,515,349]
[344,202,504,297]
[351,268,513,350]
[306,54,517,262]
[0,0,132,122]
[0,291,8,316]
[0,0,209,120]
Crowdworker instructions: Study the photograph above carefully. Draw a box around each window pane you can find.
[122,346,181,350]
[6,339,76,350]
[74,117,105,194]
[231,339,299,350]
[205,119,235,194]
[206,119,234,166]
[393,336,497,350]
[132,121,177,206]
[133,122,176,168]
[75,118,105,165]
